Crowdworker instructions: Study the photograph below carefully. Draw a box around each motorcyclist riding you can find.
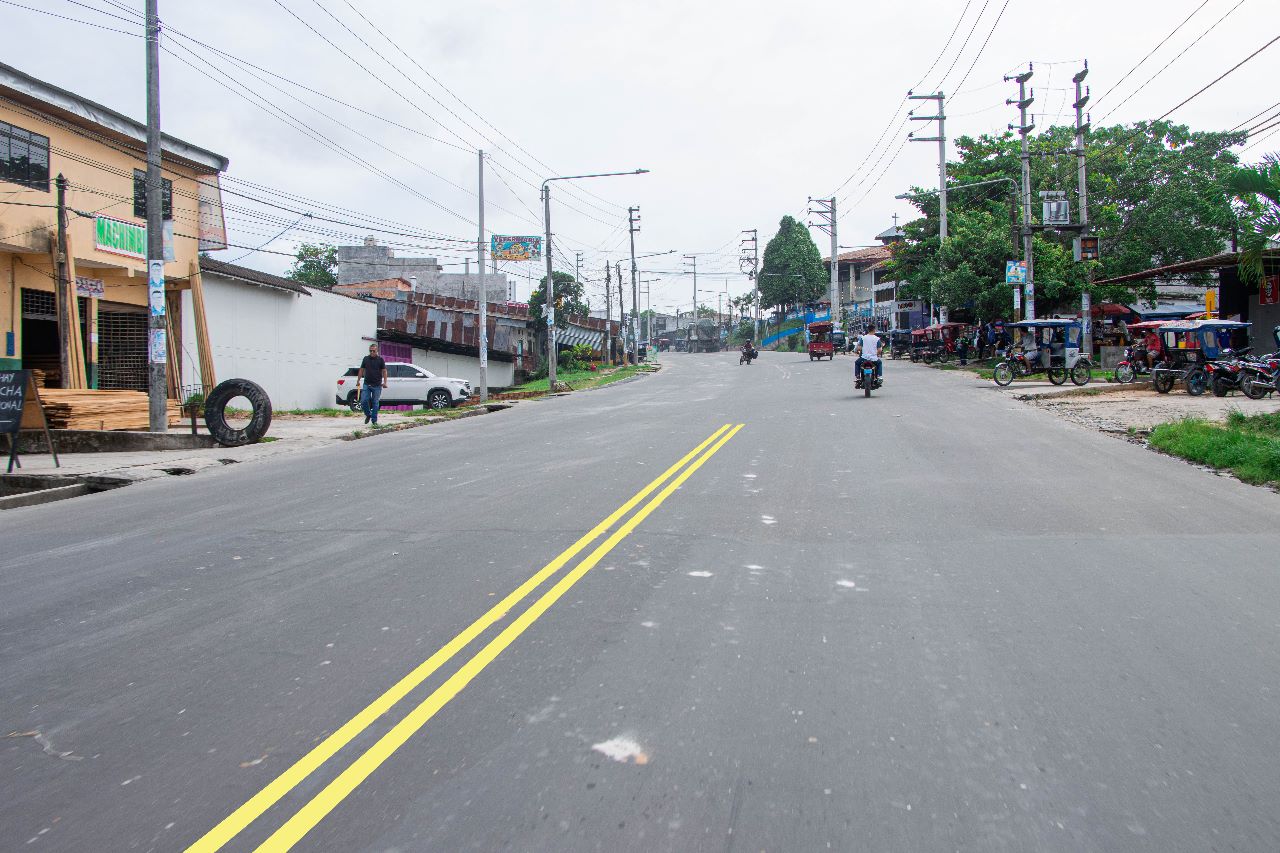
[854,323,884,388]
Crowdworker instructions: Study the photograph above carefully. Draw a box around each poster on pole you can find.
[1013,283,1022,315]
[148,260,166,317]
[1005,260,1027,284]
[490,236,541,262]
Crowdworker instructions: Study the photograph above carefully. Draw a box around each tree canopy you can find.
[758,215,826,309]
[1228,153,1280,283]
[888,121,1248,318]
[529,270,588,327]
[286,243,338,288]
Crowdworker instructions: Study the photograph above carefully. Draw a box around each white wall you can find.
[411,347,516,388]
[182,277,376,410]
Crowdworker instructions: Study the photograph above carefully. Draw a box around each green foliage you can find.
[529,270,588,327]
[758,215,826,309]
[561,343,596,371]
[889,121,1248,317]
[1149,416,1280,485]
[1227,153,1280,283]
[695,304,716,317]
[287,243,338,288]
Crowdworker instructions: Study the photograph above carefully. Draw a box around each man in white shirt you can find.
[854,323,884,388]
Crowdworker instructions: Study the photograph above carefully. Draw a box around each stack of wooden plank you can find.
[37,389,182,431]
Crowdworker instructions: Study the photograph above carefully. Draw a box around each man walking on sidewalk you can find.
[356,343,387,425]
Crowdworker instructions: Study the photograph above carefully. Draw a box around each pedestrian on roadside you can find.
[356,343,387,426]
[957,332,970,365]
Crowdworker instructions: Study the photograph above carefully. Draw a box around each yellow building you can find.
[0,61,227,387]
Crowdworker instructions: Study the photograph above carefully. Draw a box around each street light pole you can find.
[145,0,166,432]
[541,169,648,387]
[477,149,488,402]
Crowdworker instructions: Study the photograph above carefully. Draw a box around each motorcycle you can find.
[739,345,758,365]
[854,358,882,397]
[1205,349,1252,397]
[1113,346,1154,383]
[1239,352,1280,399]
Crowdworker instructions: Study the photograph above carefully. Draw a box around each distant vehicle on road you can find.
[831,330,848,352]
[336,363,472,410]
[807,321,835,361]
[686,319,722,353]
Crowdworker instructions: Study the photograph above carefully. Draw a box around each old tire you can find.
[1070,361,1092,386]
[427,389,452,409]
[993,363,1014,387]
[346,390,361,412]
[204,378,272,446]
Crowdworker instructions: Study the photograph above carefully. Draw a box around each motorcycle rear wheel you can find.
[1212,376,1231,397]
[1153,364,1174,394]
[1241,375,1268,400]
[1114,363,1135,384]
[1070,361,1092,386]
[1047,368,1067,385]
[993,363,1014,387]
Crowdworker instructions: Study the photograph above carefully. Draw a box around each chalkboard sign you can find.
[0,370,27,435]
[1,370,59,474]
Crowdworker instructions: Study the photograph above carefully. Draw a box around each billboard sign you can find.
[1260,276,1279,306]
[1005,260,1026,283]
[490,235,541,262]
[95,216,146,260]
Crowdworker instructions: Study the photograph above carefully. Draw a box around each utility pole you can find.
[1073,63,1093,355]
[616,260,625,358]
[604,262,613,365]
[808,198,838,327]
[145,0,166,431]
[574,251,582,289]
[909,90,948,325]
[740,229,759,341]
[1006,67,1035,321]
[54,175,72,388]
[541,184,557,387]
[628,207,640,363]
[683,254,698,317]
[476,150,488,401]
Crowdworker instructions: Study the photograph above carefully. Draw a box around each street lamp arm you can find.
[542,169,649,190]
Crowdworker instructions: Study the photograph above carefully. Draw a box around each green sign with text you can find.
[95,216,147,260]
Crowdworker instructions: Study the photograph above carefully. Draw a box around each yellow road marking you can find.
[257,424,744,851]
[187,425,733,853]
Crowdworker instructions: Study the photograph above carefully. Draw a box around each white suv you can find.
[336,363,472,410]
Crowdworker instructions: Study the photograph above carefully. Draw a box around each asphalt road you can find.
[3,351,1280,852]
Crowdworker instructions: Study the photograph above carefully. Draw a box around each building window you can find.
[132,169,173,220]
[0,120,51,191]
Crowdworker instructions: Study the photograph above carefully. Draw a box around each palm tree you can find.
[1227,153,1280,282]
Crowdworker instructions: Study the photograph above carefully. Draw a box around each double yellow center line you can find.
[188,423,744,852]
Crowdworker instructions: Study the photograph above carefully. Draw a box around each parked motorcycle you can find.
[1113,346,1154,383]
[1206,356,1246,397]
[1239,352,1280,399]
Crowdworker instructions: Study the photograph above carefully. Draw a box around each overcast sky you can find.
[5,0,1277,312]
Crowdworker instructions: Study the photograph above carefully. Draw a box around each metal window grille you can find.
[21,288,57,320]
[98,310,148,391]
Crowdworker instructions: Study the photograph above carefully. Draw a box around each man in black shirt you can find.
[356,343,387,425]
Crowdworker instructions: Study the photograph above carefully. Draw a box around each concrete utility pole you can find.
[541,184,558,386]
[909,91,948,325]
[808,198,839,327]
[1073,63,1093,355]
[604,262,612,365]
[1006,67,1035,320]
[684,254,698,318]
[628,207,640,362]
[476,150,488,401]
[740,229,759,341]
[616,261,625,357]
[145,0,166,431]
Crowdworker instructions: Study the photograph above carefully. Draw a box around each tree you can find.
[1227,153,1280,283]
[758,215,826,309]
[889,121,1248,317]
[528,270,587,328]
[287,243,338,287]
[695,304,716,317]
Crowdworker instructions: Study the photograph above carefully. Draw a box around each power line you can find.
[1157,34,1280,121]
[1098,0,1248,123]
[1092,0,1212,108]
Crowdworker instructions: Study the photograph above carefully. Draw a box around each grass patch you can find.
[1149,415,1280,486]
[509,364,649,393]
[278,407,357,417]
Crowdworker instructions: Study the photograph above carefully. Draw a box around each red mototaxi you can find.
[807,321,835,361]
